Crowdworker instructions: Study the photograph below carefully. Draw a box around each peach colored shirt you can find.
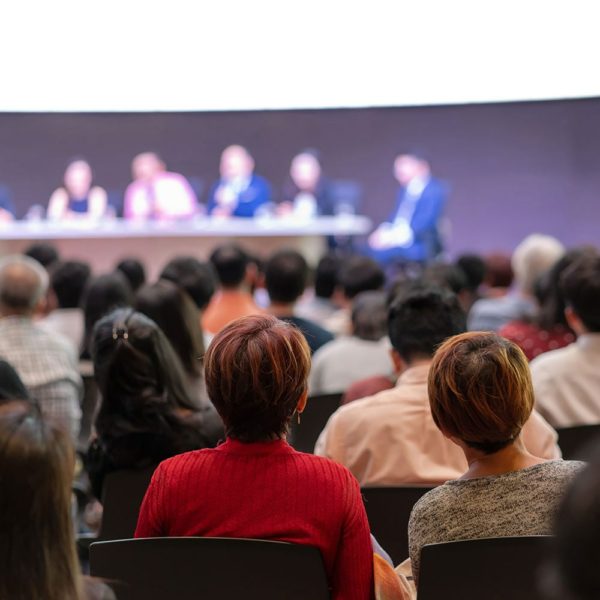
[201,290,264,335]
[315,363,561,486]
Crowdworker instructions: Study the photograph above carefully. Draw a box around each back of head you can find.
[92,308,195,437]
[351,291,388,341]
[0,402,80,600]
[388,283,466,362]
[23,243,59,270]
[209,244,249,289]
[560,251,600,332]
[337,256,385,300]
[314,253,341,299]
[116,258,146,293]
[135,280,204,376]
[423,263,468,296]
[428,332,534,454]
[484,253,514,289]
[265,249,308,304]
[205,315,311,442]
[160,256,217,310]
[511,234,565,295]
[0,254,49,316]
[456,254,487,292]
[50,260,91,309]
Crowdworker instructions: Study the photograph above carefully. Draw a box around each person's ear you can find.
[390,349,407,375]
[296,389,308,415]
[565,306,585,336]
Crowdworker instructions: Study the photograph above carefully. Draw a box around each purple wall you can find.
[1,97,599,255]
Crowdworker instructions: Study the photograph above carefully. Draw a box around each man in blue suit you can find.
[369,153,447,266]
[207,145,272,218]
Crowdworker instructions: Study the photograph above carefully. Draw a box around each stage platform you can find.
[0,216,373,278]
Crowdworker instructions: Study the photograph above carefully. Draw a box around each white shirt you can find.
[38,308,84,354]
[531,334,600,427]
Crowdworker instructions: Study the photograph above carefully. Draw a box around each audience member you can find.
[135,280,224,444]
[310,291,392,395]
[468,234,565,331]
[207,145,272,218]
[423,262,470,311]
[455,253,487,311]
[481,252,514,296]
[24,242,60,270]
[0,183,16,221]
[160,256,217,312]
[47,158,108,221]
[544,442,600,600]
[39,260,91,352]
[81,271,133,359]
[202,244,263,334]
[115,258,146,292]
[0,402,115,600]
[295,252,342,326]
[408,332,583,586]
[315,284,560,486]
[325,255,385,335]
[0,255,82,440]
[531,253,600,427]
[280,149,337,218]
[123,152,198,220]
[86,309,209,499]
[135,315,374,600]
[499,249,594,360]
[264,249,333,354]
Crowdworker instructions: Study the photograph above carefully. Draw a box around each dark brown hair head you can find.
[205,314,311,442]
[428,332,534,454]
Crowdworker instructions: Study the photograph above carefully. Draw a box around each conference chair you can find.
[90,537,330,600]
[288,392,342,454]
[362,486,434,564]
[417,535,551,600]
[556,423,600,460]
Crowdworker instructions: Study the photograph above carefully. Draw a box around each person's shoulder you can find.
[331,385,399,424]
[156,446,216,475]
[252,173,271,187]
[292,448,360,482]
[530,342,576,372]
[537,459,587,479]
[410,483,453,522]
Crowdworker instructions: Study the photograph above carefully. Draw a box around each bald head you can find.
[0,255,49,316]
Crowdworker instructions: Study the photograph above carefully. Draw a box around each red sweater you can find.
[135,438,374,600]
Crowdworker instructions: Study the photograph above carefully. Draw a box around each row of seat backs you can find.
[90,535,552,600]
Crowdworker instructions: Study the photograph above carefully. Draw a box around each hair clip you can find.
[112,327,129,341]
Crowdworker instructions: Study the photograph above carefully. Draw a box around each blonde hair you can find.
[511,234,564,295]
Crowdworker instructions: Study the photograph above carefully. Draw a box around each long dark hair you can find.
[135,280,204,377]
[0,402,82,600]
[92,308,198,439]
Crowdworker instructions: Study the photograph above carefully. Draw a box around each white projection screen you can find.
[1,0,599,112]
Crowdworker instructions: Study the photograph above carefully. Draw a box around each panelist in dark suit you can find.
[369,153,447,265]
[207,145,272,218]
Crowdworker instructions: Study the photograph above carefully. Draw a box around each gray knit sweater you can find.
[408,460,584,583]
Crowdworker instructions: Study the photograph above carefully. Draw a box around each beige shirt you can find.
[531,334,600,428]
[315,363,561,486]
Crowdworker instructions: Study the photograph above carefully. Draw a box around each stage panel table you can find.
[0,216,372,278]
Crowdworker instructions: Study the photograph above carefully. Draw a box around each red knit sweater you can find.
[135,438,374,600]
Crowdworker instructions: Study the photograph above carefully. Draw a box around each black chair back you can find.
[288,393,342,454]
[98,466,156,540]
[556,424,600,460]
[90,537,330,600]
[418,535,551,600]
[362,486,433,564]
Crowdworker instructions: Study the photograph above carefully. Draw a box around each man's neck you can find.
[268,302,295,318]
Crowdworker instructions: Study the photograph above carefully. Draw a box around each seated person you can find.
[207,145,271,217]
[201,244,263,335]
[47,158,108,221]
[468,234,565,331]
[0,401,115,600]
[123,152,198,220]
[310,291,393,395]
[408,331,583,586]
[316,284,560,486]
[0,184,16,222]
[86,309,209,499]
[115,258,146,292]
[369,153,447,265]
[280,149,336,218]
[135,315,374,600]
[531,251,600,427]
[264,249,333,354]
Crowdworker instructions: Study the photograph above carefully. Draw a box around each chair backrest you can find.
[98,466,156,540]
[556,424,600,460]
[418,536,551,600]
[362,486,434,564]
[288,393,342,454]
[90,537,330,600]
